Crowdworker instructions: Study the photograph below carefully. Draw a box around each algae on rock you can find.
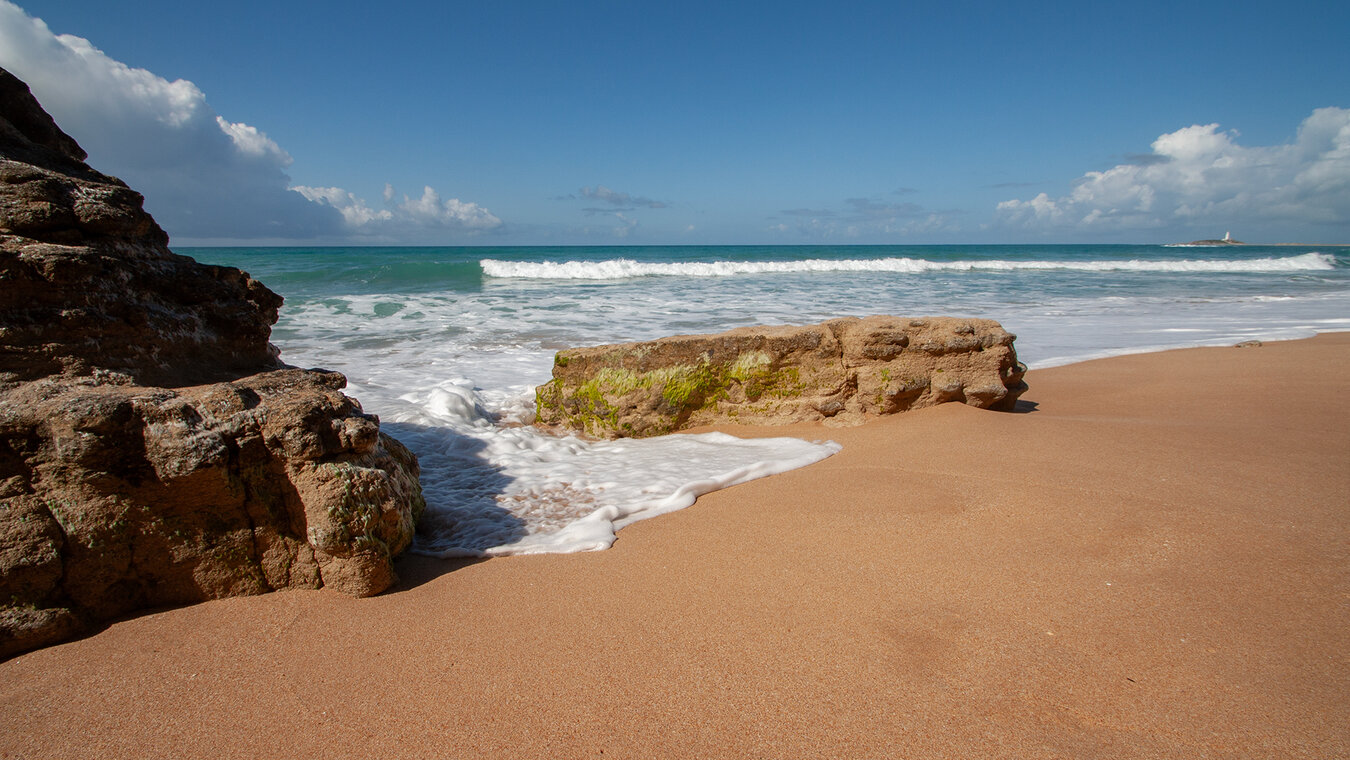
[535,316,1027,438]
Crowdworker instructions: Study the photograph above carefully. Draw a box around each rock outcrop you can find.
[536,316,1027,438]
[0,68,424,658]
[0,69,283,387]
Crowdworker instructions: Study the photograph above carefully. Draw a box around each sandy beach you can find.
[1,334,1347,759]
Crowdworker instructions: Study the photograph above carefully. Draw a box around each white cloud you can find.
[293,184,502,236]
[397,186,501,229]
[0,1,500,243]
[291,186,391,227]
[996,108,1350,237]
[0,1,340,239]
[214,116,291,163]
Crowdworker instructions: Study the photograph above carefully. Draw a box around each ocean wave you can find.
[480,252,1337,279]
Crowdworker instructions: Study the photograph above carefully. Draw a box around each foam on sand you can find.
[381,378,840,557]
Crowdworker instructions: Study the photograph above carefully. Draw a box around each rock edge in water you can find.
[536,316,1028,438]
[0,67,425,659]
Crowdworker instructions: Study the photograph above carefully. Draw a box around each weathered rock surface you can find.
[0,370,423,657]
[0,68,425,658]
[536,316,1027,438]
[0,68,282,387]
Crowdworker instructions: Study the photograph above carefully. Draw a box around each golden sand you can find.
[2,334,1347,758]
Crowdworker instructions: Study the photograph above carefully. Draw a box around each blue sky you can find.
[2,0,1347,245]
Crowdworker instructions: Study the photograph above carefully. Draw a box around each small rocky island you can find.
[1180,231,1245,246]
[0,68,425,658]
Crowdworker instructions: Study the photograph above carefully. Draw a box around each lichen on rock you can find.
[536,316,1027,438]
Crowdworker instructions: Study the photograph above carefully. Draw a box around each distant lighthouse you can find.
[1172,231,1243,246]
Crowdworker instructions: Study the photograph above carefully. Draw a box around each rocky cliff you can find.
[536,316,1028,438]
[0,71,283,387]
[0,68,424,658]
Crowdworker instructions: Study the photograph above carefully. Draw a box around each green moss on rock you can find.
[539,351,804,437]
[535,317,1026,438]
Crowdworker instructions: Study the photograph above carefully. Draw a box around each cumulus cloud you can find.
[996,108,1350,236]
[0,1,341,239]
[290,186,391,228]
[293,184,502,236]
[0,2,499,242]
[397,186,501,228]
[214,117,291,162]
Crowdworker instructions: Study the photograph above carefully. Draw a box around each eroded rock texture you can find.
[0,69,283,387]
[0,371,423,657]
[536,316,1027,438]
[0,68,424,658]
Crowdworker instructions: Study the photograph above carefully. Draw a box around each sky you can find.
[1,0,1347,246]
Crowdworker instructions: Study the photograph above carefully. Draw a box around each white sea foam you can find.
[480,252,1336,280]
[269,299,849,556]
[365,377,840,556]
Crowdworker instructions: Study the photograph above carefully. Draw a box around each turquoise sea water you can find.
[184,244,1350,555]
[192,243,1350,369]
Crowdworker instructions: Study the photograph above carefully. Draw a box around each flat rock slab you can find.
[536,316,1027,438]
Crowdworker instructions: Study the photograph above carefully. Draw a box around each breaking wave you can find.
[480,252,1336,280]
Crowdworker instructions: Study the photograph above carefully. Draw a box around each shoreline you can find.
[2,334,1347,758]
[1023,326,1350,369]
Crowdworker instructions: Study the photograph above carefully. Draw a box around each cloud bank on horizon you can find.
[0,0,1345,245]
[996,109,1350,237]
[0,0,499,242]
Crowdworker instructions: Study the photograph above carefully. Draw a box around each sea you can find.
[186,244,1350,557]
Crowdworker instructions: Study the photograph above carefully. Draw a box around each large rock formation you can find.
[536,316,1027,438]
[0,68,424,658]
[0,71,282,387]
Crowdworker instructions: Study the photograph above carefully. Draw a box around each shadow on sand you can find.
[380,419,524,592]
[2,420,526,660]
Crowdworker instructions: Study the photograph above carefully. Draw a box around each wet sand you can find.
[1,334,1347,758]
